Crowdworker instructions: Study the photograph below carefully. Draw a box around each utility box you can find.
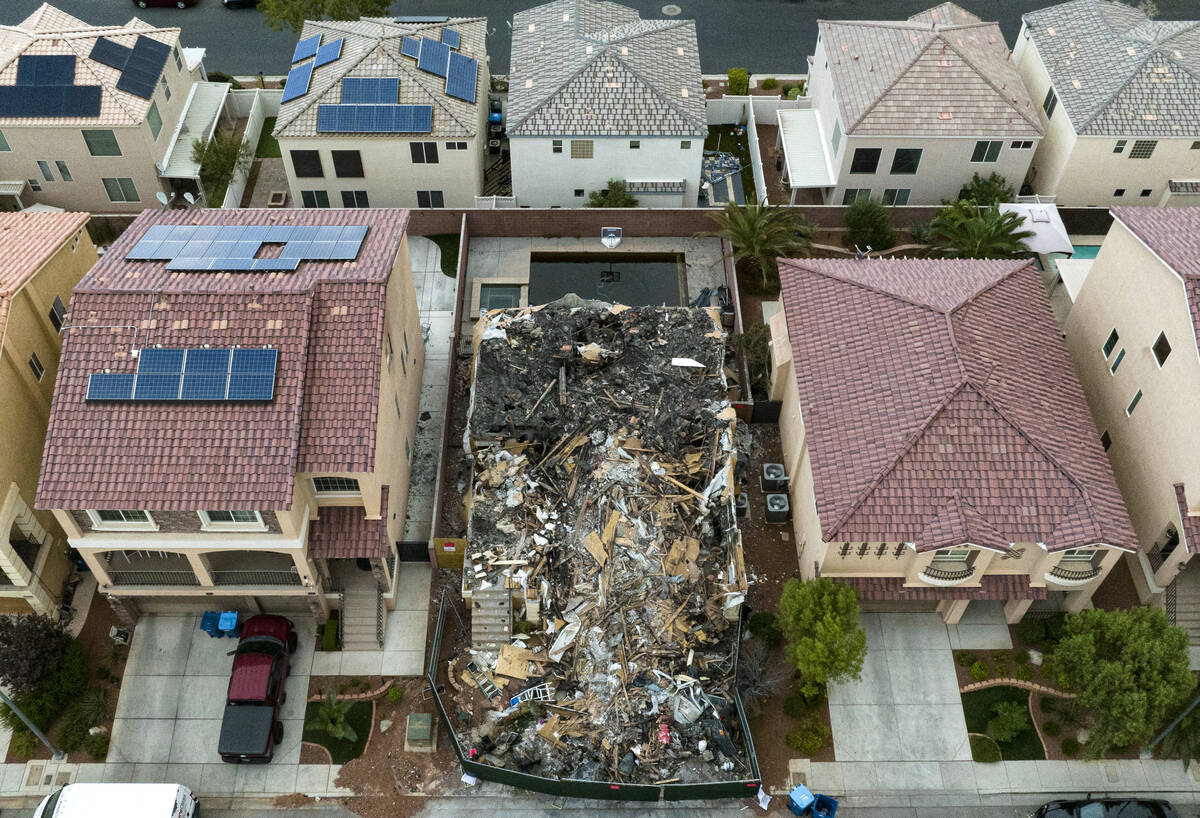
[766,493,791,523]
[736,491,749,518]
[761,463,789,492]
[404,712,437,753]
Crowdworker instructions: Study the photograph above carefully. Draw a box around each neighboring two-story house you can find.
[0,4,226,213]
[1013,0,1200,207]
[0,211,95,617]
[507,0,707,208]
[274,16,488,210]
[781,2,1042,206]
[767,257,1137,625]
[37,208,424,640]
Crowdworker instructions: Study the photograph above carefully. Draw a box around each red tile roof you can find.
[37,208,409,510]
[0,211,89,342]
[307,486,390,559]
[778,257,1136,553]
[829,574,1048,601]
[1110,208,1200,350]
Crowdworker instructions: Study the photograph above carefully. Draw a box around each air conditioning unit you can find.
[765,493,790,523]
[736,491,749,518]
[761,463,788,492]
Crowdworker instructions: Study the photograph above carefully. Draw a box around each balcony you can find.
[918,563,977,586]
[105,551,198,587]
[207,551,301,586]
[1046,564,1101,586]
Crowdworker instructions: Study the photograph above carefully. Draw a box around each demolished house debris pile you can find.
[450,298,751,787]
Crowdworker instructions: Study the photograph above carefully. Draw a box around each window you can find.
[88,510,156,530]
[332,150,364,177]
[159,75,171,101]
[480,283,521,310]
[102,177,139,203]
[629,140,640,150]
[290,149,323,177]
[416,190,444,208]
[1140,188,1152,198]
[890,148,921,175]
[385,334,393,372]
[172,46,182,72]
[402,331,409,360]
[28,352,43,381]
[410,142,439,163]
[1010,140,1034,149]
[841,188,868,205]
[1153,332,1171,366]
[1109,348,1125,374]
[300,190,330,208]
[55,161,71,182]
[570,140,594,159]
[1129,140,1157,159]
[340,190,369,208]
[1113,140,1127,154]
[574,188,585,197]
[37,161,53,182]
[447,141,468,150]
[404,439,411,461]
[681,140,691,150]
[971,140,1002,163]
[400,347,406,375]
[1102,328,1119,358]
[28,178,41,192]
[1126,389,1143,416]
[312,476,360,495]
[1042,87,1058,118]
[147,101,162,140]
[552,140,563,154]
[0,130,8,151]
[849,147,881,174]
[49,296,66,332]
[831,120,842,155]
[1192,141,1200,150]
[199,510,264,530]
[932,548,972,562]
[882,188,910,205]
[1059,548,1095,562]
[1113,188,1126,197]
[1100,431,1111,451]
[82,129,120,156]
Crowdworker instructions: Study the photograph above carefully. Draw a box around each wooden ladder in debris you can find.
[471,588,512,651]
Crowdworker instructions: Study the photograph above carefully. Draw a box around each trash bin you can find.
[787,784,815,816]
[812,793,839,818]
[200,611,221,638]
[218,611,240,638]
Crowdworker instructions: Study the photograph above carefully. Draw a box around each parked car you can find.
[34,783,198,818]
[223,0,259,7]
[217,614,297,763]
[1035,799,1179,818]
[133,0,199,7]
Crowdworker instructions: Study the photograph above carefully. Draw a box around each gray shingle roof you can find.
[507,0,706,138]
[818,2,1043,138]
[273,17,486,140]
[1022,0,1200,137]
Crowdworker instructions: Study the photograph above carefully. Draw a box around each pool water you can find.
[528,252,686,306]
[1071,244,1101,260]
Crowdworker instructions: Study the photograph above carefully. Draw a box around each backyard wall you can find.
[222,89,269,209]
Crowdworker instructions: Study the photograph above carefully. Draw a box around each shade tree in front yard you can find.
[777,578,867,698]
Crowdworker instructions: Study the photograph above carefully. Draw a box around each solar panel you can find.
[133,372,182,401]
[90,37,132,71]
[138,348,185,373]
[441,29,461,49]
[417,39,451,77]
[86,373,135,401]
[292,35,321,64]
[315,104,433,133]
[232,348,278,374]
[0,84,101,117]
[314,38,343,68]
[445,52,478,103]
[227,374,276,401]
[342,77,399,104]
[124,224,367,269]
[115,35,170,100]
[228,348,278,401]
[400,37,421,59]
[180,347,232,401]
[17,55,76,86]
[281,62,314,103]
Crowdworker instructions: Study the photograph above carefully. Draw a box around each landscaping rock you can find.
[1076,728,1090,743]
[379,719,392,734]
[1027,649,1043,666]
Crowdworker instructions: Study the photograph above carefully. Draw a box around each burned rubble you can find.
[449,298,751,786]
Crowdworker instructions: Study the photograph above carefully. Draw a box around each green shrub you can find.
[0,639,88,733]
[1043,613,1067,644]
[1040,696,1058,714]
[83,731,109,760]
[748,611,783,647]
[1061,737,1081,757]
[761,77,779,90]
[988,700,1031,743]
[843,196,896,251]
[969,661,990,681]
[727,68,749,96]
[1016,664,1034,682]
[785,714,830,756]
[970,734,1002,763]
[992,650,1014,666]
[783,690,811,719]
[387,686,404,703]
[322,620,338,652]
[1015,651,1031,666]
[1014,617,1047,647]
[71,688,112,730]
[8,729,38,759]
[1043,720,1062,737]
[57,718,89,753]
[956,651,975,667]
[787,87,801,101]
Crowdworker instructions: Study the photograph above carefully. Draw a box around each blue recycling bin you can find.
[200,611,221,638]
[812,794,839,818]
[788,784,815,816]
[218,610,240,638]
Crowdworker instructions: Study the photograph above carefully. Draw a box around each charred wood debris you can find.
[448,299,752,786]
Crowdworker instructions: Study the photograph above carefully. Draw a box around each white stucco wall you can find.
[510,135,703,208]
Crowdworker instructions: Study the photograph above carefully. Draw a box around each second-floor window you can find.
[88,509,156,530]
[831,120,842,155]
[1102,328,1119,359]
[1129,140,1157,159]
[971,140,1002,163]
[147,101,163,140]
[570,140,593,159]
[1042,87,1057,118]
[1153,332,1171,367]
[49,296,66,332]
[850,148,880,174]
[28,353,44,381]
[313,476,360,496]
[890,148,921,175]
[82,129,120,156]
[411,142,439,164]
[199,510,265,530]
[332,150,364,178]
[290,150,323,178]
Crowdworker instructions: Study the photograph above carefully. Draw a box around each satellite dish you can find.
[183,192,196,205]
[155,191,168,206]
[600,227,622,249]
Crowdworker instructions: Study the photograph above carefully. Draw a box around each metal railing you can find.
[1166,579,1178,626]
[386,545,397,581]
[375,587,385,649]
[1047,564,1101,583]
[919,564,976,583]
[108,570,199,587]
[332,578,345,649]
[210,569,301,586]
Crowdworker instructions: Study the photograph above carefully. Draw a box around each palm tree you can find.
[307,691,357,742]
[929,200,1036,259]
[705,203,814,295]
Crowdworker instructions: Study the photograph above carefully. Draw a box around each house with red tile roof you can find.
[1063,208,1200,640]
[0,210,95,618]
[767,256,1137,624]
[36,207,424,631]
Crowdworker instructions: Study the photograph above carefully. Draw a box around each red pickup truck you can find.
[217,615,297,763]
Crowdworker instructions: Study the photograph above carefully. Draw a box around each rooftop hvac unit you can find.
[761,463,788,492]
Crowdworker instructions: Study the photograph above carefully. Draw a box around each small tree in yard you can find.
[309,691,357,742]
[705,203,814,295]
[1049,607,1194,758]
[957,171,1015,207]
[192,132,254,205]
[0,614,65,695]
[930,200,1035,259]
[727,68,749,96]
[586,179,638,208]
[259,0,390,33]
[777,578,867,698]
[843,196,895,252]
[987,700,1030,743]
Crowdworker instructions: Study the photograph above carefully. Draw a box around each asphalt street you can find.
[4,0,1197,77]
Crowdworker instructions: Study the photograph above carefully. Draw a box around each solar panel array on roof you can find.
[86,347,278,402]
[316,104,433,133]
[0,85,102,117]
[441,29,461,50]
[17,55,76,86]
[417,39,451,77]
[281,62,314,103]
[125,223,369,269]
[400,37,421,59]
[292,34,320,64]
[445,52,478,103]
[341,77,399,104]
[314,38,343,68]
[89,37,132,71]
[115,35,171,100]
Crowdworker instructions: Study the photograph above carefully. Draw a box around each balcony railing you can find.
[211,570,301,587]
[918,564,976,586]
[108,570,199,587]
[1047,564,1101,586]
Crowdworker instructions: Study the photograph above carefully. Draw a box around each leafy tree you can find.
[1160,709,1200,770]
[258,0,391,33]
[777,578,867,698]
[192,132,254,206]
[957,172,1015,207]
[705,203,813,294]
[843,196,895,252]
[727,68,749,96]
[308,690,358,741]
[1049,607,1194,758]
[586,179,638,208]
[929,200,1035,259]
[987,700,1031,743]
[0,614,66,695]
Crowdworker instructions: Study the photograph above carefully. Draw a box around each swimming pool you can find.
[527,252,686,306]
[1071,244,1101,260]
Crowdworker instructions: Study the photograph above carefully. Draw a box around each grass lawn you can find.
[256,117,280,158]
[428,233,461,277]
[704,124,757,205]
[961,685,1045,761]
[302,700,372,763]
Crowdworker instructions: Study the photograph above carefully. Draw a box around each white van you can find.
[33,783,199,818]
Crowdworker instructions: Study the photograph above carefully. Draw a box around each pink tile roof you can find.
[37,208,409,510]
[778,257,1136,553]
[1110,207,1200,350]
[0,211,88,345]
[307,486,390,559]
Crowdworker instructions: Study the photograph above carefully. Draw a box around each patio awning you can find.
[1056,258,1093,302]
[307,486,390,560]
[998,202,1073,255]
[777,108,836,189]
[0,180,27,196]
[158,81,231,181]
